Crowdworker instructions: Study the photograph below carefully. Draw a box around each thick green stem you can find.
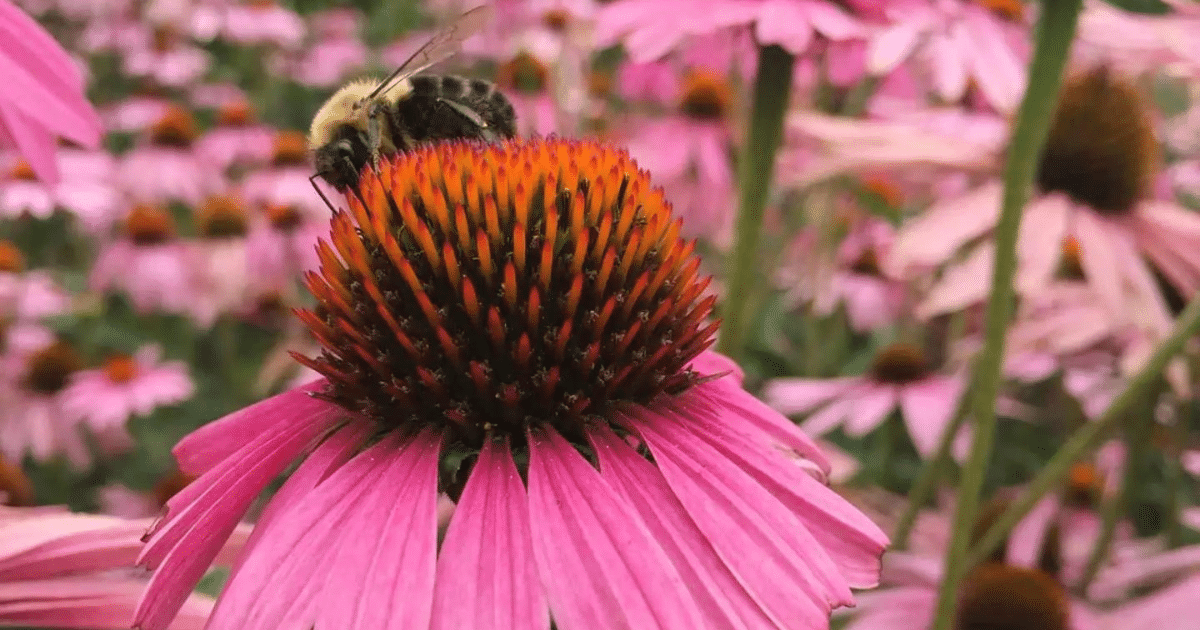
[716,45,794,361]
[1164,406,1189,548]
[1076,391,1155,592]
[968,294,1200,568]
[892,394,971,550]
[928,2,1082,629]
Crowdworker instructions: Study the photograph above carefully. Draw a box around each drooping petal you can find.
[761,377,858,415]
[0,578,211,630]
[632,407,856,629]
[526,429,704,630]
[699,378,832,472]
[867,21,923,74]
[591,424,784,630]
[173,380,336,475]
[316,430,440,630]
[898,376,963,457]
[135,403,337,630]
[844,385,898,437]
[669,393,888,588]
[431,438,548,630]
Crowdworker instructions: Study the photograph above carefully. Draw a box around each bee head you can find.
[314,126,371,189]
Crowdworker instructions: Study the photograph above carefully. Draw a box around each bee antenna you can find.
[309,173,338,213]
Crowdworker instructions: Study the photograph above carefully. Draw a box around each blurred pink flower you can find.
[194,101,276,172]
[280,9,366,87]
[1075,0,1200,77]
[90,205,197,317]
[120,26,212,87]
[857,0,1029,113]
[188,195,254,327]
[61,346,194,437]
[100,94,174,133]
[0,241,70,322]
[241,130,333,221]
[118,107,223,206]
[0,338,113,468]
[815,216,907,332]
[0,507,216,629]
[244,202,323,294]
[0,149,122,231]
[0,0,103,183]
[596,0,862,61]
[763,342,965,457]
[217,1,305,48]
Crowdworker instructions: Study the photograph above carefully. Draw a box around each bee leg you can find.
[365,102,386,167]
[437,98,496,140]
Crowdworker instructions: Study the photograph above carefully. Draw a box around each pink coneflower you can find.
[0,338,96,468]
[242,130,333,220]
[621,68,736,243]
[90,204,197,316]
[135,138,887,630]
[595,0,863,62]
[0,150,122,232]
[121,25,212,87]
[0,0,103,183]
[118,106,222,206]
[189,194,253,327]
[244,201,323,294]
[0,507,216,630]
[495,49,563,136]
[194,100,276,172]
[850,0,1030,113]
[217,0,305,48]
[100,93,173,134]
[280,8,367,87]
[764,342,965,457]
[61,346,195,440]
[886,69,1192,339]
[1074,0,1200,77]
[812,214,907,332]
[0,240,70,322]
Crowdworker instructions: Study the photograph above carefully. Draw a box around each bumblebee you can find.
[308,6,517,189]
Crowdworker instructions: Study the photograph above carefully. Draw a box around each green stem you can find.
[968,294,1200,568]
[1164,406,1189,548]
[928,2,1082,629]
[716,45,794,361]
[840,75,880,117]
[1076,390,1155,592]
[892,393,971,550]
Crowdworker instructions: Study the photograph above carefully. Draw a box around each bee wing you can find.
[371,5,494,100]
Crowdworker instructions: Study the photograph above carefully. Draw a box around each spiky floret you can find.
[296,138,718,449]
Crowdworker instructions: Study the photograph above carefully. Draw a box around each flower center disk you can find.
[955,564,1069,630]
[1036,67,1158,215]
[870,342,929,384]
[297,138,717,448]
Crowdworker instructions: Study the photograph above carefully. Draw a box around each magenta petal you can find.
[135,404,336,630]
[173,381,333,475]
[526,429,704,630]
[0,101,58,182]
[633,408,854,628]
[229,420,371,577]
[687,349,745,386]
[669,396,888,589]
[591,425,784,630]
[0,579,211,630]
[431,438,548,630]
[696,380,831,471]
[316,430,440,630]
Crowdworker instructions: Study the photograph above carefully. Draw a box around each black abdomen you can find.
[389,75,518,147]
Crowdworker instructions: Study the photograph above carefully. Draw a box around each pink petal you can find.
[205,438,402,630]
[634,409,854,628]
[693,380,831,472]
[431,438,548,630]
[1015,196,1069,296]
[754,0,813,53]
[687,349,745,385]
[591,425,783,629]
[887,182,1002,275]
[867,21,923,74]
[803,395,855,436]
[898,376,963,457]
[761,377,858,415]
[229,421,371,576]
[917,241,993,318]
[844,385,898,437]
[173,380,333,475]
[960,7,1025,112]
[668,396,888,588]
[526,429,705,630]
[0,102,58,182]
[135,406,336,630]
[316,430,440,630]
[0,578,211,630]
[804,0,863,40]
[927,30,968,102]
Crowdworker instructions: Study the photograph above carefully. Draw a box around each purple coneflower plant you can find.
[135,137,887,630]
